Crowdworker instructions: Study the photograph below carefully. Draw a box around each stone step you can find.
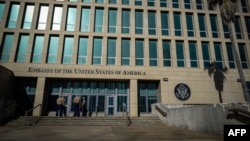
[6,116,165,126]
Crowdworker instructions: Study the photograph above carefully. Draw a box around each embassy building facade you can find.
[0,0,250,117]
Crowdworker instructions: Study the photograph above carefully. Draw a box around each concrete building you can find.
[0,0,250,117]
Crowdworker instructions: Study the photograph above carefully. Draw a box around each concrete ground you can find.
[0,125,223,141]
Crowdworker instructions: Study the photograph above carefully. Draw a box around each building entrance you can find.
[106,95,115,116]
[46,79,129,117]
[61,94,72,117]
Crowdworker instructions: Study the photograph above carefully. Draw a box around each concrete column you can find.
[129,79,138,117]
[33,77,45,116]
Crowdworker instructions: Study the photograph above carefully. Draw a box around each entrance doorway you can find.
[46,79,129,117]
[106,95,116,116]
[61,94,72,117]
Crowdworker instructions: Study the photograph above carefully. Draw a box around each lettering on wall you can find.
[28,67,146,75]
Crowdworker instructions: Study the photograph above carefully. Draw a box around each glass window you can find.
[99,82,106,94]
[148,11,156,35]
[186,13,195,37]
[107,82,116,94]
[135,39,144,66]
[135,0,142,6]
[226,43,235,68]
[196,0,203,10]
[148,0,155,6]
[16,34,29,62]
[222,22,229,38]
[201,42,210,68]
[69,0,78,2]
[32,35,44,63]
[96,0,104,3]
[62,81,72,93]
[37,5,49,30]
[117,96,127,112]
[94,8,104,32]
[162,40,171,67]
[135,10,143,34]
[241,0,249,12]
[138,82,158,113]
[22,5,34,29]
[52,6,63,30]
[62,36,74,64]
[198,14,207,37]
[210,15,219,38]
[245,16,250,39]
[0,33,14,62]
[66,7,77,31]
[176,41,185,67]
[189,41,198,67]
[234,16,243,39]
[160,0,168,7]
[121,38,130,65]
[83,0,91,2]
[184,0,192,9]
[174,13,182,36]
[118,82,128,94]
[161,12,169,36]
[247,82,250,98]
[122,0,129,5]
[78,37,88,64]
[109,0,116,4]
[108,9,117,33]
[47,35,59,64]
[122,9,130,34]
[238,43,248,69]
[92,38,102,65]
[214,42,223,68]
[7,3,20,28]
[172,0,179,8]
[81,7,90,32]
[107,38,116,65]
[0,3,5,21]
[149,40,158,66]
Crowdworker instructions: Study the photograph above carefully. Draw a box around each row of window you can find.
[64,0,250,13]
[1,3,250,39]
[1,33,249,69]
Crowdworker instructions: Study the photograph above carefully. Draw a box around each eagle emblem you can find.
[174,83,191,100]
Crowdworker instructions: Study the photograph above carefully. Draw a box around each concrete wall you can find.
[0,65,15,100]
[152,102,250,135]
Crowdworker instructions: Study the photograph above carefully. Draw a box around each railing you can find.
[24,104,42,126]
[122,103,132,126]
[227,108,250,124]
[155,105,167,117]
[0,103,17,125]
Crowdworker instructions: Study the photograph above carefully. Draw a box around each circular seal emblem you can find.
[174,83,191,100]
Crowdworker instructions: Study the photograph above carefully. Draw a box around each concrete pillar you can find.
[33,77,45,116]
[130,79,138,117]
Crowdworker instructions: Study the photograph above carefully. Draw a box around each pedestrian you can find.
[81,97,87,117]
[73,94,80,117]
[62,97,67,117]
[56,95,64,117]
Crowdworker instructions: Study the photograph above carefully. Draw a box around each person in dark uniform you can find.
[56,95,63,117]
[81,97,87,116]
[73,94,80,117]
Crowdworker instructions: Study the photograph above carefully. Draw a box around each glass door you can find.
[106,95,115,116]
[61,94,72,117]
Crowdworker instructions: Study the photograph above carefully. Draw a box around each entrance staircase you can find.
[5,116,165,126]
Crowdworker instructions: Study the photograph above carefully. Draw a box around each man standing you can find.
[73,94,80,117]
[56,95,63,117]
[82,97,87,116]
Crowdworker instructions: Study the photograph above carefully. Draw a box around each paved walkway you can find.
[0,125,223,141]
